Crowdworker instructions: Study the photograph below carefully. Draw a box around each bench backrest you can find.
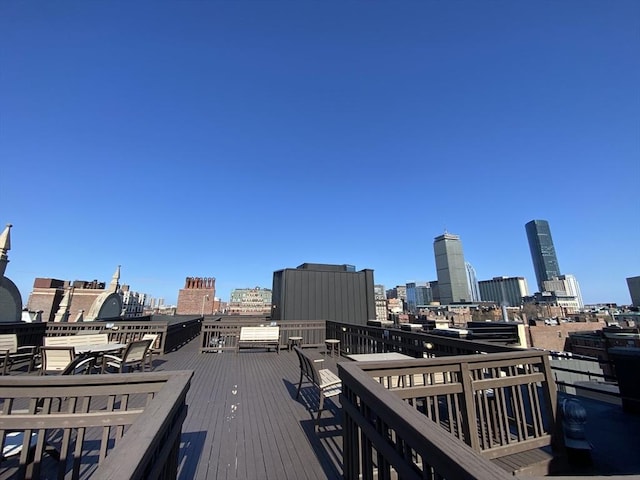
[239,326,280,342]
[44,333,110,347]
[0,334,18,353]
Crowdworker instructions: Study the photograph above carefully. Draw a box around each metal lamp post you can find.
[202,294,209,316]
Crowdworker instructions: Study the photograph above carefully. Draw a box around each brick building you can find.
[176,277,217,315]
[526,318,607,352]
[26,267,123,322]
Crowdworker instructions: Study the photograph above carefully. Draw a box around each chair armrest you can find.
[16,346,38,354]
[101,354,122,363]
[321,378,342,387]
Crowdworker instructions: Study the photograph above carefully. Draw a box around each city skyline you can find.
[2,2,638,307]
[9,221,635,308]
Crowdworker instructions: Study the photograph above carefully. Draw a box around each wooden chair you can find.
[142,333,160,370]
[38,346,75,375]
[293,346,342,430]
[0,334,38,375]
[101,339,152,373]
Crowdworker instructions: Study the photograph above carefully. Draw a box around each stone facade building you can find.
[0,224,22,323]
[26,267,123,322]
[227,287,272,315]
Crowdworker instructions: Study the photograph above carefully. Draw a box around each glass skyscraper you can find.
[525,219,561,292]
[433,233,469,304]
[465,262,481,302]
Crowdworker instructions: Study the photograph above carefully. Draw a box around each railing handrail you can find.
[199,319,326,352]
[327,320,520,357]
[93,371,193,479]
[0,370,193,480]
[339,360,513,480]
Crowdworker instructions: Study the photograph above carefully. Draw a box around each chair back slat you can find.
[41,346,75,374]
[0,334,18,353]
[123,339,153,363]
[142,334,159,350]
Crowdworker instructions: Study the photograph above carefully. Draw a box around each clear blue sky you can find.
[1,1,638,306]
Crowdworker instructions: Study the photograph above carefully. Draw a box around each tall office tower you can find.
[434,233,470,304]
[525,220,561,292]
[465,262,481,302]
[627,276,640,306]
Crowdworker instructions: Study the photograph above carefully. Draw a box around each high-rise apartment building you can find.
[525,220,561,292]
[478,276,529,307]
[434,233,469,304]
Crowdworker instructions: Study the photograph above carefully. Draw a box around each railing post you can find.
[460,362,481,452]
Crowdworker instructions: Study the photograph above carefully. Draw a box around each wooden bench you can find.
[236,327,280,354]
[44,333,110,347]
[293,346,342,430]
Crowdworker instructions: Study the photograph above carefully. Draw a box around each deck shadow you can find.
[177,431,207,480]
[282,378,343,479]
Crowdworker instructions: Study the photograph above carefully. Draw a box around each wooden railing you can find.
[163,317,203,352]
[199,319,326,353]
[0,322,47,348]
[44,316,202,354]
[339,359,514,480]
[327,321,518,358]
[0,370,192,480]
[339,350,559,479]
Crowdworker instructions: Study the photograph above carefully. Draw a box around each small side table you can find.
[325,339,340,358]
[288,336,303,351]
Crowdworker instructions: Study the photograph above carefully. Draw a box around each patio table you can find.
[74,343,127,355]
[346,352,412,361]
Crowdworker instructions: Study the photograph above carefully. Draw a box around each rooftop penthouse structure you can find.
[271,263,375,324]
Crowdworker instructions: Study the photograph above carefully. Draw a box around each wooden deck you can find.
[154,337,343,480]
[7,327,638,480]
[155,337,640,480]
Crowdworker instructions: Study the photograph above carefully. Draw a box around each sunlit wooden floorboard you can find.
[154,340,342,480]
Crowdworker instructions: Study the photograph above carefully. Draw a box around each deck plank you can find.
[154,339,341,480]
